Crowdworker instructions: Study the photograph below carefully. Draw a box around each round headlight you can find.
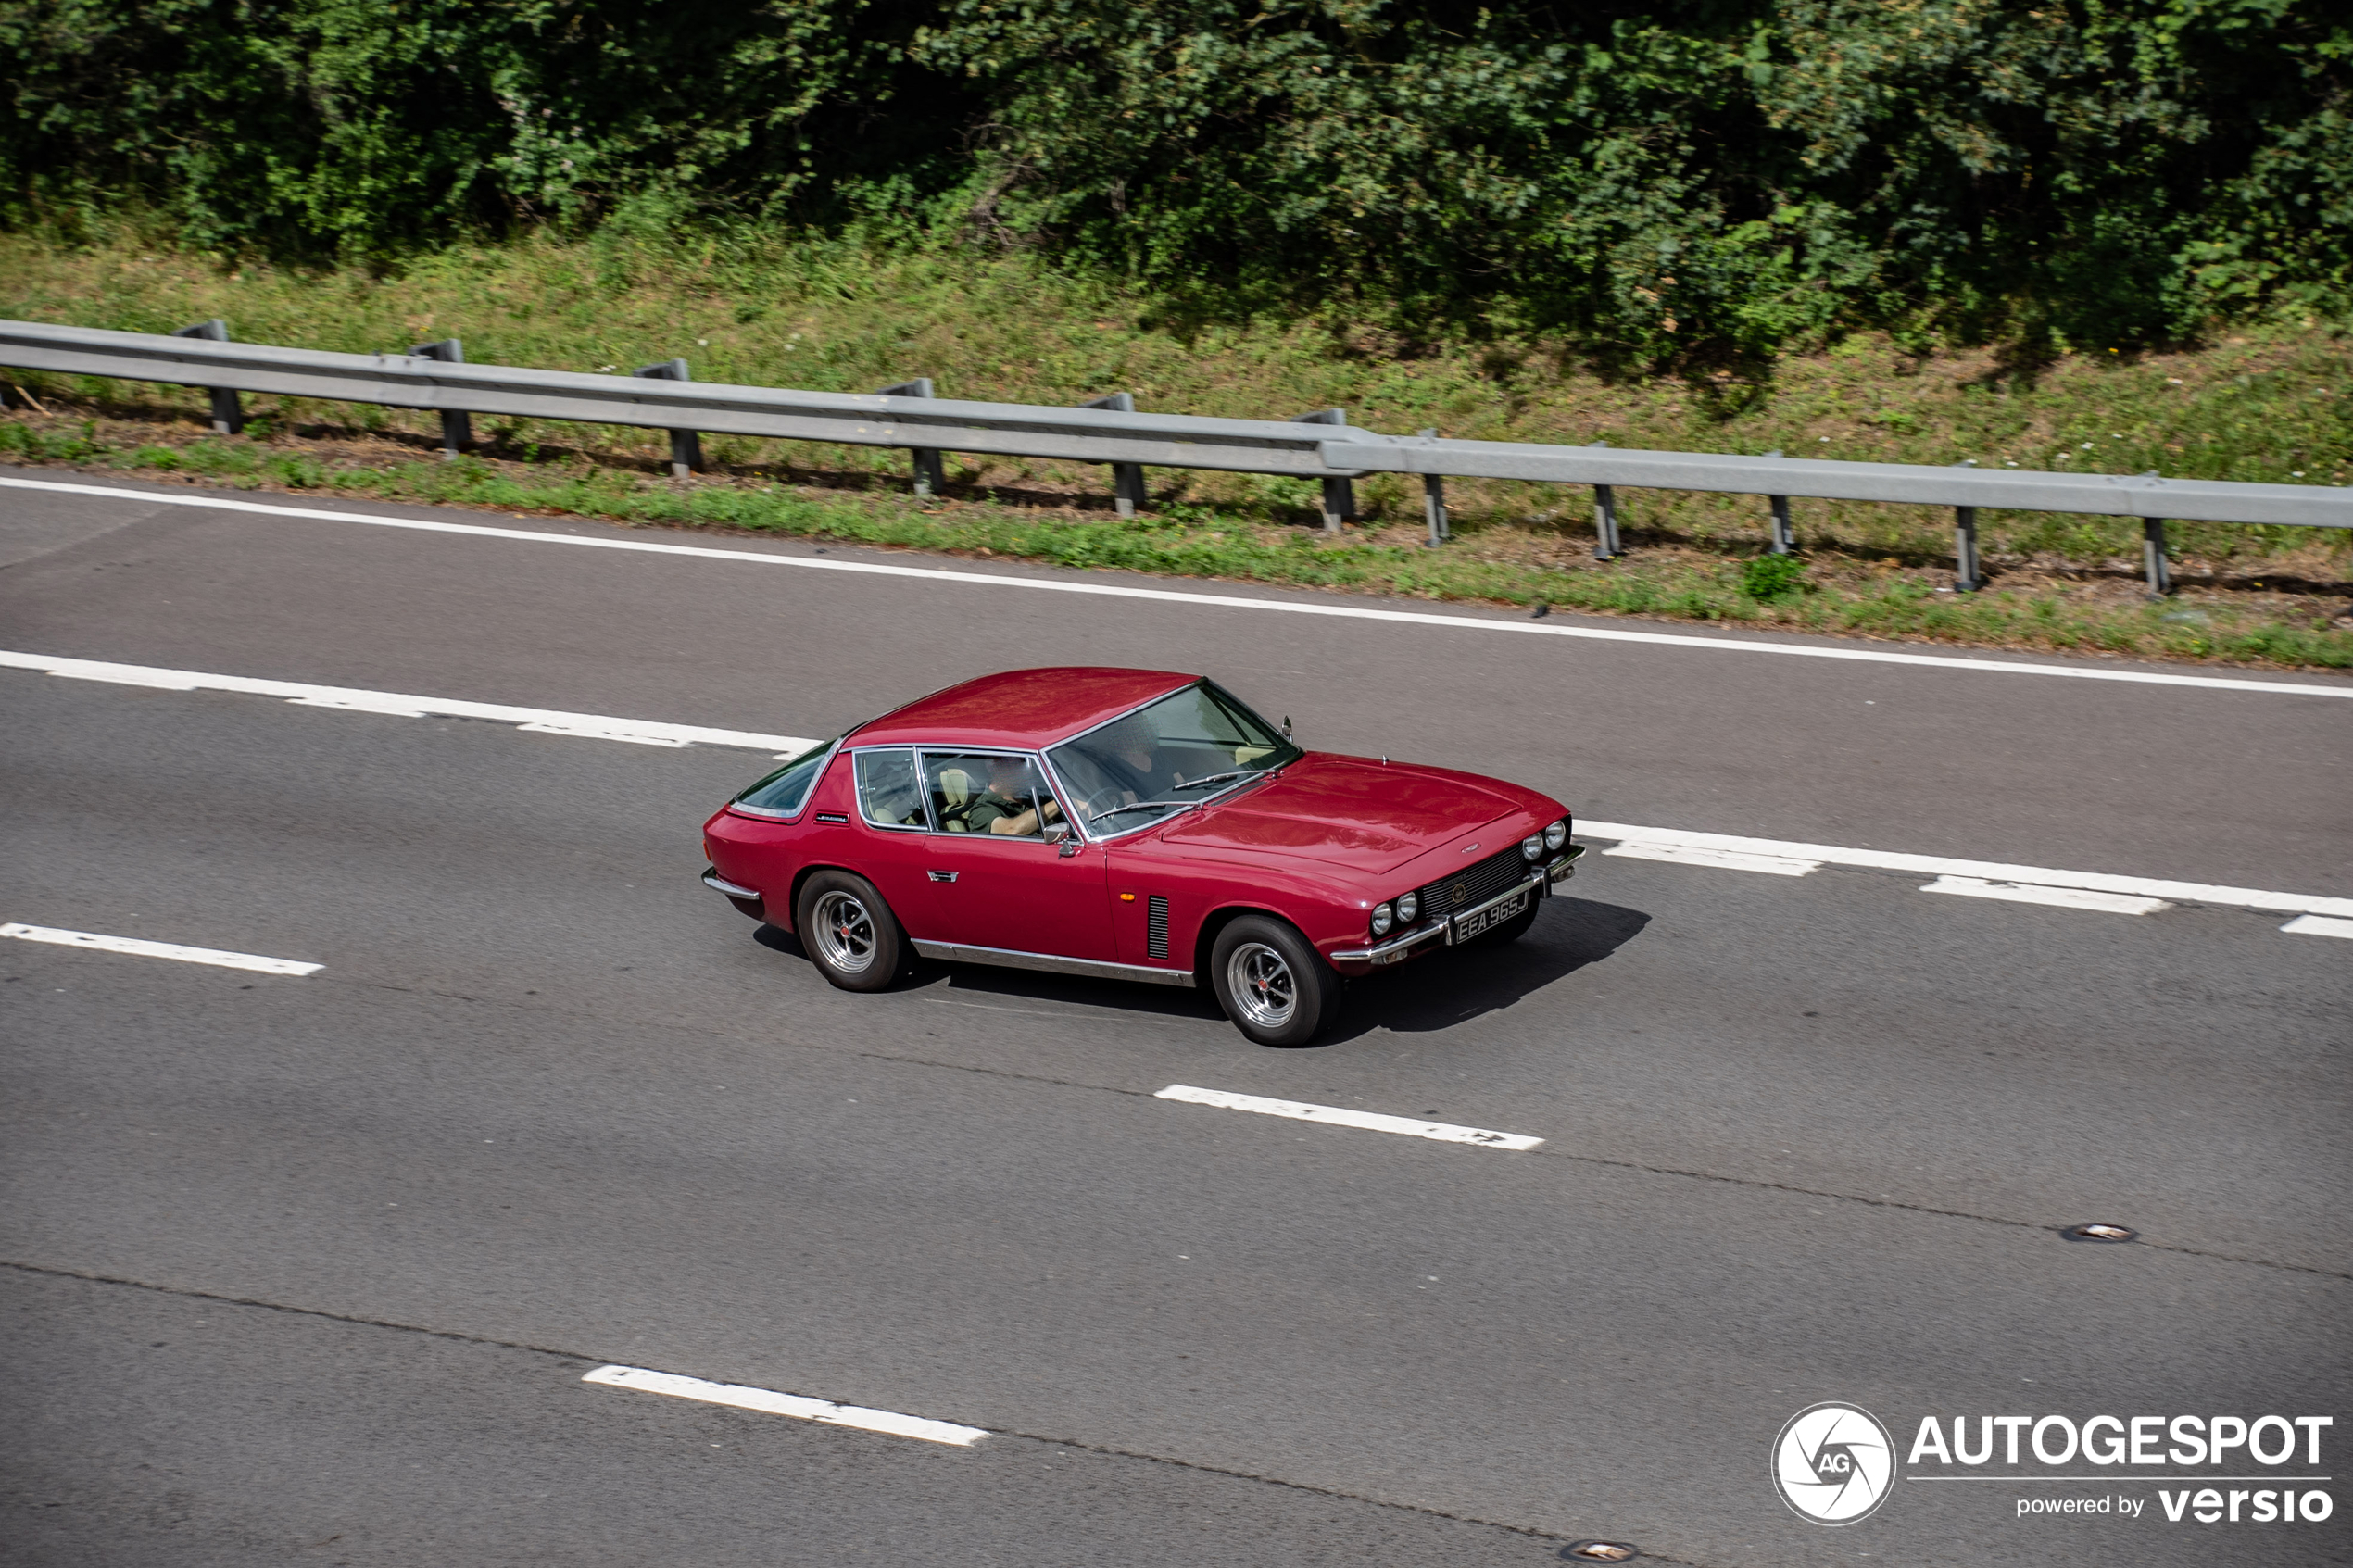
[1370,901,1394,936]
[1395,890,1419,923]
[1544,820,1567,852]
[1521,834,1544,861]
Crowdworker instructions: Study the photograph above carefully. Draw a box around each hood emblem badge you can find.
[1461,842,1481,854]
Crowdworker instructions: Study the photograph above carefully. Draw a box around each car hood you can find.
[1150,752,1521,874]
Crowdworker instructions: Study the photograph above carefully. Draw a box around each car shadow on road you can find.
[1317,895,1652,1045]
[750,895,1650,1040]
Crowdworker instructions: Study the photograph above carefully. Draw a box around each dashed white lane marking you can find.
[583,1364,987,1446]
[1156,1085,1541,1151]
[1,922,321,975]
[1919,876,2172,916]
[1577,821,2353,921]
[6,475,2350,700]
[1603,842,1820,876]
[2282,914,2353,939]
[0,651,813,757]
[9,650,2347,925]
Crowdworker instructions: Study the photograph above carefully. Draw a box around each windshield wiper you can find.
[1169,769,1263,793]
[1088,799,1186,825]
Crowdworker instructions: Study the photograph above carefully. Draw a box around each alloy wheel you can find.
[812,889,877,974]
[1226,941,1297,1029]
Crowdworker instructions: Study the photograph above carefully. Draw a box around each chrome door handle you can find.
[927,869,958,883]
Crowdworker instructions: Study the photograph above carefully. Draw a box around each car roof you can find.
[846,667,1199,751]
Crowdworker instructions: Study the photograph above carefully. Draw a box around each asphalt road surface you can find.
[4,470,2348,1566]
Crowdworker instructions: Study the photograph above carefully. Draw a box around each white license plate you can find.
[1452,886,1529,940]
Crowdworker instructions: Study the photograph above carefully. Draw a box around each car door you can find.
[914,750,1114,960]
[844,746,944,936]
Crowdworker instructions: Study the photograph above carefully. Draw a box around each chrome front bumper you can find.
[1331,847,1581,967]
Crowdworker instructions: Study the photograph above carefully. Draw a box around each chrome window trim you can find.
[912,746,1076,843]
[726,735,845,822]
[1032,746,1099,844]
[910,939,1196,988]
[849,744,933,833]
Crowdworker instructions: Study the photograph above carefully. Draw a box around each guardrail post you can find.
[1290,408,1355,531]
[410,339,473,459]
[2142,518,2172,596]
[631,358,703,477]
[1768,495,1795,554]
[171,320,244,435]
[875,378,946,497]
[1589,441,1621,559]
[1081,392,1147,516]
[1416,429,1449,546]
[1953,507,1982,592]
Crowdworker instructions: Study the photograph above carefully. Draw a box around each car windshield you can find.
[1047,682,1300,836]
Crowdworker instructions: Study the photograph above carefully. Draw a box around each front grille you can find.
[1147,895,1170,959]
[1417,845,1531,921]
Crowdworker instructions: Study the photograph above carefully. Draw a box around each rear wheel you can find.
[1210,915,1340,1047]
[794,871,908,993]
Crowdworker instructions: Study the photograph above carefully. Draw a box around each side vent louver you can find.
[1147,895,1170,960]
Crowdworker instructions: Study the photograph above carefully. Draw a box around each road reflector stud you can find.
[2060,1223,2137,1244]
[1561,1543,1640,1562]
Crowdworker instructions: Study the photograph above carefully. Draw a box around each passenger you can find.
[965,755,1063,836]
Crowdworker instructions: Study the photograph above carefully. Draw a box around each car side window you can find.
[925,751,1063,838]
[855,748,927,829]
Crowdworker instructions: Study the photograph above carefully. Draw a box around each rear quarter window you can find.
[731,737,837,818]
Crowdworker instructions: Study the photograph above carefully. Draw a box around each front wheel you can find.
[1210,915,1341,1047]
[794,871,909,993]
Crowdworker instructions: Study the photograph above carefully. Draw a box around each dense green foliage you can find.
[4,0,2348,353]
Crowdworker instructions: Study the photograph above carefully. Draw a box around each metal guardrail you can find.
[3,317,2345,596]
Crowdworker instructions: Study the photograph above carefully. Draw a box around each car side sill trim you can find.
[911,940,1196,988]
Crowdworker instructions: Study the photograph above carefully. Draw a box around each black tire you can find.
[1466,902,1539,947]
[794,870,909,993]
[1209,914,1341,1047]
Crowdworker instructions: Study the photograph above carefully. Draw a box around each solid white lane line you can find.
[583,1365,987,1446]
[2282,914,2353,939]
[7,475,2348,700]
[1,922,321,975]
[1577,821,2353,920]
[0,651,814,757]
[1919,876,2172,916]
[1603,842,1820,876]
[1155,1085,1541,1150]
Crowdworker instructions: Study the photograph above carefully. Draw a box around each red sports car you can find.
[700,668,1581,1045]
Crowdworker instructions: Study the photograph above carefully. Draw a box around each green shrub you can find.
[5,1,2347,353]
[1741,554,1809,601]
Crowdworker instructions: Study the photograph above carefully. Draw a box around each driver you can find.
[965,754,1064,836]
[1085,719,1171,814]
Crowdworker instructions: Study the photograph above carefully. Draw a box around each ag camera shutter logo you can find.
[1774,1402,1896,1524]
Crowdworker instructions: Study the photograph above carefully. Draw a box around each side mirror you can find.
[1042,822,1071,842]
[1281,715,1293,738]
